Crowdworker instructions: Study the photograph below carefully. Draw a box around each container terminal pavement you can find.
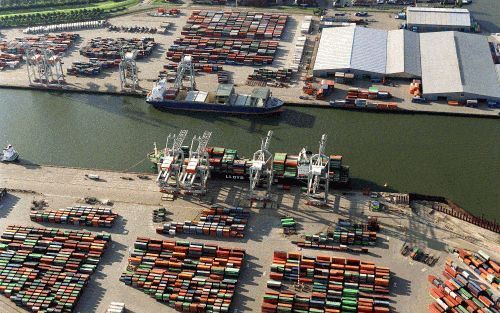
[0,163,499,313]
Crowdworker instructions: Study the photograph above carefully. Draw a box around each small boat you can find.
[1,144,19,162]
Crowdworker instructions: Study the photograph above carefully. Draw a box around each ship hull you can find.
[148,99,284,115]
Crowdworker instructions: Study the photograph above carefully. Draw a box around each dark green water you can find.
[468,0,500,33]
[0,89,499,219]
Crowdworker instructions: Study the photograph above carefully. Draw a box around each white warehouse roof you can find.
[406,7,471,28]
[313,26,500,100]
[420,31,500,99]
[313,26,421,77]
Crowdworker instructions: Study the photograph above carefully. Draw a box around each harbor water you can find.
[0,89,498,219]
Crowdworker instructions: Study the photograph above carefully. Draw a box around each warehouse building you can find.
[313,27,421,78]
[313,26,500,102]
[420,31,500,101]
[406,7,472,32]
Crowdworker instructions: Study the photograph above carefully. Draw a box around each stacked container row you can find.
[295,219,377,251]
[0,225,110,313]
[30,206,117,228]
[290,36,307,72]
[346,87,392,101]
[428,259,499,313]
[247,68,293,83]
[262,251,391,312]
[80,37,157,60]
[67,59,120,76]
[457,249,499,289]
[0,33,79,58]
[23,20,107,34]
[167,36,277,65]
[183,11,288,39]
[156,206,249,238]
[120,238,245,312]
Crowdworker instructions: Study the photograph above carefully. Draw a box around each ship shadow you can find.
[148,106,316,129]
[13,159,42,170]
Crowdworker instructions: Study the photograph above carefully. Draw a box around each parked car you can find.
[355,12,368,17]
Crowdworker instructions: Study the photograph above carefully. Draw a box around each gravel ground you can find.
[0,162,499,313]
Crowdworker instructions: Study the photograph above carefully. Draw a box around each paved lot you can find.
[1,8,498,117]
[0,163,498,313]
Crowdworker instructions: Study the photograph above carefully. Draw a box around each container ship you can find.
[149,145,350,186]
[146,56,284,115]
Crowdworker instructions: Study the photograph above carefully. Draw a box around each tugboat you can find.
[1,144,19,162]
[146,56,284,115]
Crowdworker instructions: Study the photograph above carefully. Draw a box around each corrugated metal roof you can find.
[386,30,405,75]
[313,27,421,77]
[386,29,421,76]
[420,32,500,99]
[420,32,463,94]
[313,26,355,72]
[351,27,387,74]
[406,7,471,27]
[454,32,500,99]
[403,30,421,76]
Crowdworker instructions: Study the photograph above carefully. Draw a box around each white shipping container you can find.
[478,250,490,260]
[195,91,208,102]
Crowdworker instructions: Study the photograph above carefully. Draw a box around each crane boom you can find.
[180,130,212,194]
[174,56,196,90]
[156,129,188,192]
[307,134,330,204]
[249,130,274,196]
[172,129,188,152]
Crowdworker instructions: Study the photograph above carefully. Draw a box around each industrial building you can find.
[406,7,472,32]
[313,26,500,102]
[419,31,500,101]
[313,27,421,78]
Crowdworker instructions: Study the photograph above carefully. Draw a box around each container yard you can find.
[293,218,380,252]
[456,249,499,289]
[167,36,279,65]
[157,206,249,238]
[0,7,497,116]
[182,11,288,39]
[428,258,499,313]
[79,37,157,60]
[0,225,110,312]
[29,206,118,228]
[0,163,499,313]
[119,238,245,312]
[262,251,391,312]
[0,33,79,71]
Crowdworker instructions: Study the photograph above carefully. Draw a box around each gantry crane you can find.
[174,55,196,91]
[119,50,139,91]
[24,44,65,86]
[307,134,330,204]
[249,130,274,197]
[156,129,188,192]
[180,131,211,194]
[296,147,311,180]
